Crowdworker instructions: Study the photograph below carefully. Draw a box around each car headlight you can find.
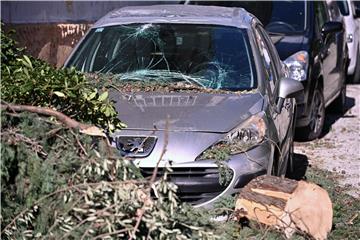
[198,114,266,160]
[284,51,309,81]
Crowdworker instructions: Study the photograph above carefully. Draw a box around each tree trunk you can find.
[234,175,332,240]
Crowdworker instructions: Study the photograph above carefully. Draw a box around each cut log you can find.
[234,175,332,240]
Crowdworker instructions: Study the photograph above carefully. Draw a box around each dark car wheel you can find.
[329,85,346,114]
[299,88,325,140]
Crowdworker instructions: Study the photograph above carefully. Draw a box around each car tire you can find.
[329,84,346,114]
[298,88,325,141]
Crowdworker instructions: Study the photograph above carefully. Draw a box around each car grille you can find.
[140,167,231,205]
[114,136,157,157]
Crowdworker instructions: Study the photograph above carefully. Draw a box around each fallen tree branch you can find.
[1,103,106,137]
[1,103,91,130]
[1,180,146,235]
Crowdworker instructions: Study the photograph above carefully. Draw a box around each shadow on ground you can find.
[296,95,356,142]
[320,96,356,138]
[286,153,309,180]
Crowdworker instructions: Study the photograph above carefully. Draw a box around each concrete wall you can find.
[1,1,173,23]
[1,1,176,67]
[4,23,92,68]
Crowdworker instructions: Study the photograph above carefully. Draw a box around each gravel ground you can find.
[295,84,360,198]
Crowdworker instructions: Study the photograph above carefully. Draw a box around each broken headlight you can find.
[224,114,266,154]
[199,114,266,160]
[284,51,309,81]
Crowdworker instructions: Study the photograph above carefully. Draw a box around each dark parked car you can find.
[186,1,348,140]
[65,5,303,207]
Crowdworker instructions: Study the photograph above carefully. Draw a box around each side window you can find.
[254,26,277,93]
[258,26,283,80]
[315,1,328,30]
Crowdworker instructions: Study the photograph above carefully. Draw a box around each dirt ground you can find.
[295,84,360,198]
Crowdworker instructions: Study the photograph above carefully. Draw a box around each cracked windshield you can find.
[67,23,256,91]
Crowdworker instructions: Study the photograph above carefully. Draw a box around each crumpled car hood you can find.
[110,91,264,133]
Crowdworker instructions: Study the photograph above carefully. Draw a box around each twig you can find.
[92,228,130,240]
[44,194,85,240]
[347,213,358,225]
[59,218,88,240]
[70,129,88,156]
[56,134,72,145]
[1,100,17,113]
[1,129,48,156]
[46,127,64,137]
[108,83,133,100]
[129,118,170,240]
[80,222,94,240]
[4,112,20,117]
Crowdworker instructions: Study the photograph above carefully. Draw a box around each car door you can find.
[314,1,340,102]
[327,0,346,89]
[254,25,292,146]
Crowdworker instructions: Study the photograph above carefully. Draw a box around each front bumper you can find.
[141,141,271,208]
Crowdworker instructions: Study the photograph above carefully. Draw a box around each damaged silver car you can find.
[65,5,303,207]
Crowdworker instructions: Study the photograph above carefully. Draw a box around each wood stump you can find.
[235,175,332,240]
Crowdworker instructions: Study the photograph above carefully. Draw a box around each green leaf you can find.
[88,90,97,100]
[98,91,108,102]
[23,68,29,78]
[104,107,111,117]
[53,91,66,98]
[23,55,33,69]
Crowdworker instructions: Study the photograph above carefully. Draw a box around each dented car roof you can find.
[93,4,254,29]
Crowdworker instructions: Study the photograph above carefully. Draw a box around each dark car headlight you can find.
[198,113,266,160]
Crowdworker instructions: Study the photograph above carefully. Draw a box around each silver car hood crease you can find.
[110,91,264,133]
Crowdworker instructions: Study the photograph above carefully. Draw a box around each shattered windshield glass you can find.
[67,23,257,91]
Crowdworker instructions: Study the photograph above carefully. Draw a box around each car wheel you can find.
[299,88,325,140]
[329,84,346,114]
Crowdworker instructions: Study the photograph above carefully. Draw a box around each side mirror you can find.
[276,78,304,113]
[321,22,343,37]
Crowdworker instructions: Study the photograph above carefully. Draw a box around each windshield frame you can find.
[65,23,258,92]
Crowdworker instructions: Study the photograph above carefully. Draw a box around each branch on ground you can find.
[1,102,106,137]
